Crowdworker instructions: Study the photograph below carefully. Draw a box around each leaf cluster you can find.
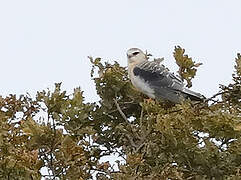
[220,54,241,110]
[173,46,203,88]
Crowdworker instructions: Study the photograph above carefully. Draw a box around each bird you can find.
[127,48,205,104]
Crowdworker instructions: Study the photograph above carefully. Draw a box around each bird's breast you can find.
[128,66,155,99]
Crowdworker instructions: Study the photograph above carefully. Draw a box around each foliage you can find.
[0,47,240,179]
[220,53,241,110]
[173,46,203,88]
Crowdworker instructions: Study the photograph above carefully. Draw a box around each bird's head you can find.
[127,48,147,65]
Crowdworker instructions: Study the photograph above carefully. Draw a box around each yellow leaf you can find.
[7,158,16,168]
[234,124,241,131]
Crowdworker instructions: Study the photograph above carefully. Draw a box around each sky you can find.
[0,0,241,103]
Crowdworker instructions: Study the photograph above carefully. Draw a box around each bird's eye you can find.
[132,52,139,56]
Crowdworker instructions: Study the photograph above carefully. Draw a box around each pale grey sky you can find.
[0,0,241,102]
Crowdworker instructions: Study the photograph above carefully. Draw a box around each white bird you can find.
[127,48,205,104]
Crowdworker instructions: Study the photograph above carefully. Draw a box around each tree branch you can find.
[204,90,227,103]
[113,98,128,123]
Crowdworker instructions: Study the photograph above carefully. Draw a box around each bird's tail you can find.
[182,88,205,101]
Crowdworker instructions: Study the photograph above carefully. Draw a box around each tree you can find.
[0,47,240,179]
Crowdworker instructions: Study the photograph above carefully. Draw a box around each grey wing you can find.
[133,61,185,103]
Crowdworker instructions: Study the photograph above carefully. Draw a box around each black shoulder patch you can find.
[133,66,163,82]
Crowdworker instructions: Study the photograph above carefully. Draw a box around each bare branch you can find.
[140,106,144,127]
[125,133,138,149]
[204,91,226,103]
[113,98,128,122]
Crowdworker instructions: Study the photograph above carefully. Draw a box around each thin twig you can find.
[113,98,128,122]
[135,142,145,153]
[125,134,138,148]
[140,106,144,127]
[204,91,227,103]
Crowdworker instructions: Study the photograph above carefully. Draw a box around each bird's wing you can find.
[133,61,184,91]
[133,60,185,103]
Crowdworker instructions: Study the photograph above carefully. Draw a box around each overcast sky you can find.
[0,0,240,102]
